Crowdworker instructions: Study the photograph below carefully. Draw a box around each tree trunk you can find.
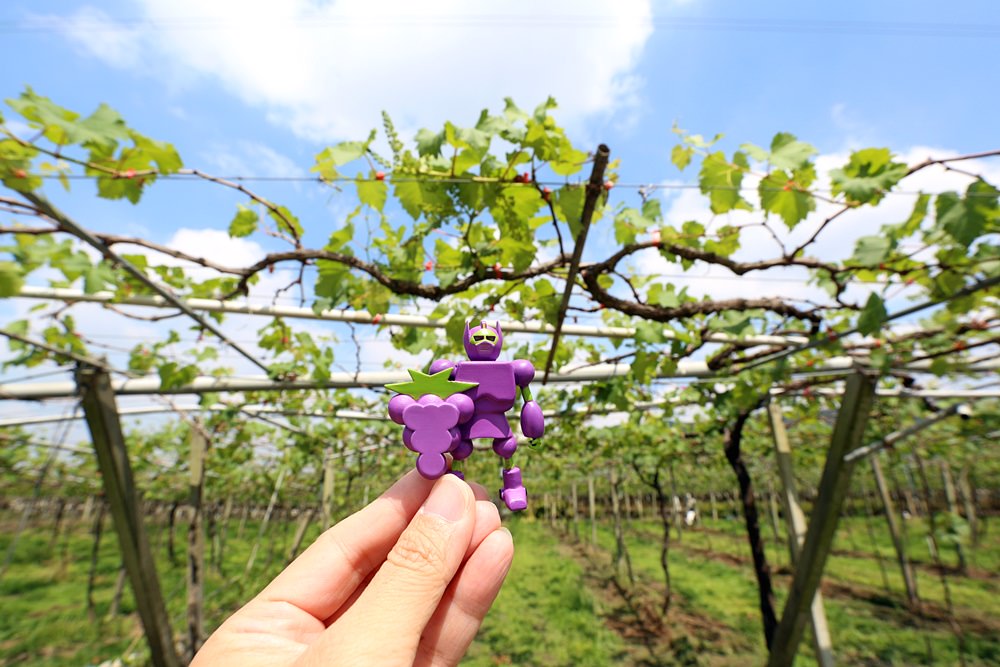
[609,469,634,587]
[287,508,315,564]
[669,464,683,543]
[167,501,180,566]
[652,470,673,617]
[724,410,777,649]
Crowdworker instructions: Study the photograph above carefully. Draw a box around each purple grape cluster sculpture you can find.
[386,321,544,511]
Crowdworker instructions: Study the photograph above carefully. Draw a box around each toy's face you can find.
[464,321,503,361]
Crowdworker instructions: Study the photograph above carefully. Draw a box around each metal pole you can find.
[768,372,877,667]
[76,366,181,667]
[767,402,834,667]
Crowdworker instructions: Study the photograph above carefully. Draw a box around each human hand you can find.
[192,471,514,666]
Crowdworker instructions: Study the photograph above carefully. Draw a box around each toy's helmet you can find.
[464,321,503,361]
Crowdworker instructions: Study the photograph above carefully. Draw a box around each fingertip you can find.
[421,473,476,523]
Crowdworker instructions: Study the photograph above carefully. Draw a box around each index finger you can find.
[254,469,436,621]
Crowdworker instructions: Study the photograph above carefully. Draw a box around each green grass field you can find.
[1,507,997,666]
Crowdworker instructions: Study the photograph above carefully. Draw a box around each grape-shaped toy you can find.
[386,321,544,511]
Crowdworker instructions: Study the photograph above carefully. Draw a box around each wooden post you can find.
[767,402,834,667]
[245,467,285,577]
[768,373,876,667]
[957,466,979,546]
[870,454,920,608]
[76,367,181,667]
[286,507,315,564]
[322,447,336,528]
[571,481,580,539]
[939,460,968,573]
[185,427,207,660]
[588,475,597,546]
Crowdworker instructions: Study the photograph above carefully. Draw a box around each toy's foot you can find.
[448,469,465,480]
[500,466,528,511]
[500,486,528,511]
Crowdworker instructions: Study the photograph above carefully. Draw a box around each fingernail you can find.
[421,475,467,523]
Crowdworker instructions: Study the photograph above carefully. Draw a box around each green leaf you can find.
[158,362,199,391]
[228,205,259,237]
[759,170,815,228]
[897,193,930,237]
[414,128,445,157]
[356,175,388,212]
[326,217,355,253]
[671,145,694,171]
[699,151,751,214]
[327,140,368,166]
[393,179,451,220]
[268,205,304,238]
[852,235,892,266]
[0,261,24,297]
[641,198,662,221]
[83,262,116,294]
[857,292,888,335]
[555,186,585,237]
[648,283,682,308]
[768,133,817,170]
[830,148,907,204]
[634,321,666,344]
[937,180,997,247]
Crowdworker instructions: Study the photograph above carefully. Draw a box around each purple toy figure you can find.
[386,321,544,511]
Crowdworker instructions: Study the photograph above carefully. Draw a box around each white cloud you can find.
[27,7,146,70]
[36,1,654,140]
[632,145,1000,310]
[201,141,305,179]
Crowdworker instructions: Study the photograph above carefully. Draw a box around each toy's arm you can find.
[429,358,456,377]
[513,360,544,439]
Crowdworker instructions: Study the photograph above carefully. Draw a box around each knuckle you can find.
[386,520,450,579]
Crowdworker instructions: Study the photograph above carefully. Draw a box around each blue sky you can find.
[1,1,998,429]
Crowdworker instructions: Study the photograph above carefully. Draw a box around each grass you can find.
[584,511,1000,666]
[2,506,998,666]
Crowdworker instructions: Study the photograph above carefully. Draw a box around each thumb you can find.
[298,474,476,665]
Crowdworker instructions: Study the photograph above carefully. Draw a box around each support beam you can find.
[76,366,181,667]
[767,402,834,667]
[768,372,877,667]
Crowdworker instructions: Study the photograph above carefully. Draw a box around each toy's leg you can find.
[498,462,528,511]
[493,435,527,511]
[452,438,474,461]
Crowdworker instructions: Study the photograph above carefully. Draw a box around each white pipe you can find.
[2,357,999,400]
[1,380,996,426]
[15,286,809,347]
